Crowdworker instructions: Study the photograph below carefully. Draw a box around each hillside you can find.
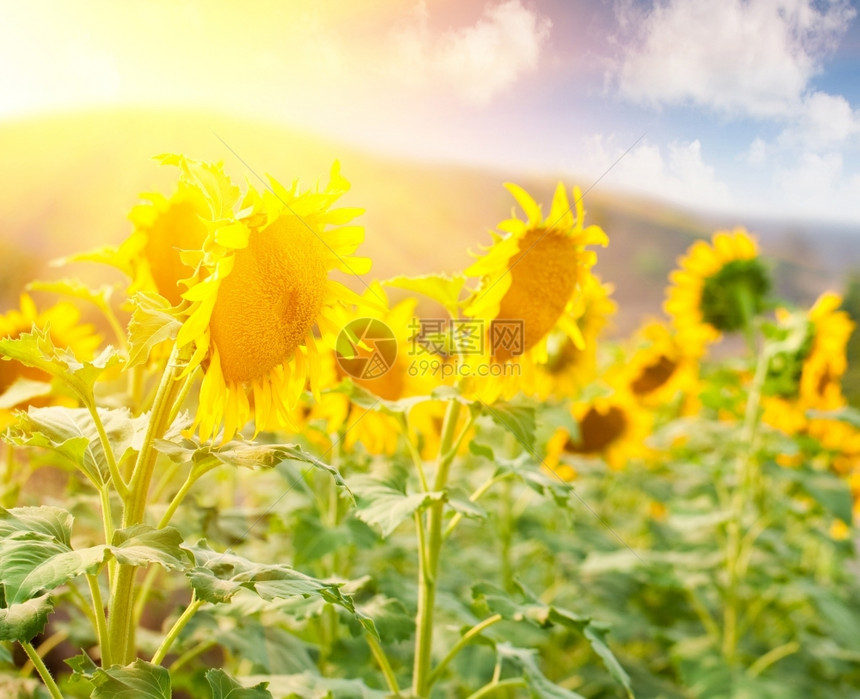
[1,107,858,336]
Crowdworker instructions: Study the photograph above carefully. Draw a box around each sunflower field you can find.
[1,155,859,699]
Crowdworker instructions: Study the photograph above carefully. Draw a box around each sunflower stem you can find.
[736,285,758,357]
[151,595,204,666]
[366,631,401,696]
[465,677,528,699]
[413,399,463,697]
[427,613,503,688]
[108,341,190,665]
[19,641,63,699]
[87,401,129,500]
[1,441,18,507]
[87,572,112,668]
[157,458,219,529]
[722,341,769,668]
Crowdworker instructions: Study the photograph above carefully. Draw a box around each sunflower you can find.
[177,161,372,442]
[533,274,616,400]
[309,283,442,456]
[123,180,218,306]
[665,229,769,352]
[545,389,652,472]
[609,320,701,413]
[461,182,608,402]
[762,293,855,441]
[70,155,238,309]
[0,294,101,428]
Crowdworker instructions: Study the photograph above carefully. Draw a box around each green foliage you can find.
[126,292,182,367]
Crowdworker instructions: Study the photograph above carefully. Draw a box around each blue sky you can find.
[1,0,858,224]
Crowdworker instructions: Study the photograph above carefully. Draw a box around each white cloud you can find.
[773,152,860,221]
[581,135,732,212]
[613,0,856,118]
[389,0,551,104]
[777,90,860,150]
[744,137,769,166]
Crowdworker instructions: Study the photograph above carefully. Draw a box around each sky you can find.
[1,0,859,224]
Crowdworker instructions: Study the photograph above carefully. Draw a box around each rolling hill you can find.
[1,107,858,337]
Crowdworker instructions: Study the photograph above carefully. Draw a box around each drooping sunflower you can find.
[309,283,442,456]
[762,292,855,440]
[533,273,616,400]
[70,155,238,308]
[0,294,101,427]
[177,161,372,442]
[608,320,701,413]
[461,182,608,402]
[544,389,652,472]
[665,229,769,352]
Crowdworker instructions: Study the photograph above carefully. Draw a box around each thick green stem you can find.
[108,342,189,665]
[412,400,464,697]
[19,641,63,699]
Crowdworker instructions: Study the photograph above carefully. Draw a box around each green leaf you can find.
[355,595,414,644]
[0,377,53,409]
[28,278,116,313]
[383,273,467,316]
[241,672,389,699]
[0,508,110,605]
[0,326,119,401]
[0,643,11,664]
[351,475,445,537]
[469,441,573,506]
[0,594,53,642]
[6,406,145,485]
[481,401,537,453]
[54,244,132,276]
[109,525,188,570]
[157,438,350,493]
[496,643,586,698]
[328,379,433,415]
[126,292,182,367]
[0,506,73,544]
[0,533,107,604]
[91,659,171,699]
[65,650,99,676]
[777,466,854,524]
[0,511,186,609]
[473,581,632,697]
[446,489,488,520]
[184,542,374,635]
[206,668,273,699]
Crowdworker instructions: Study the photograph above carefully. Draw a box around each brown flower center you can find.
[631,355,678,396]
[209,215,328,384]
[567,405,627,454]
